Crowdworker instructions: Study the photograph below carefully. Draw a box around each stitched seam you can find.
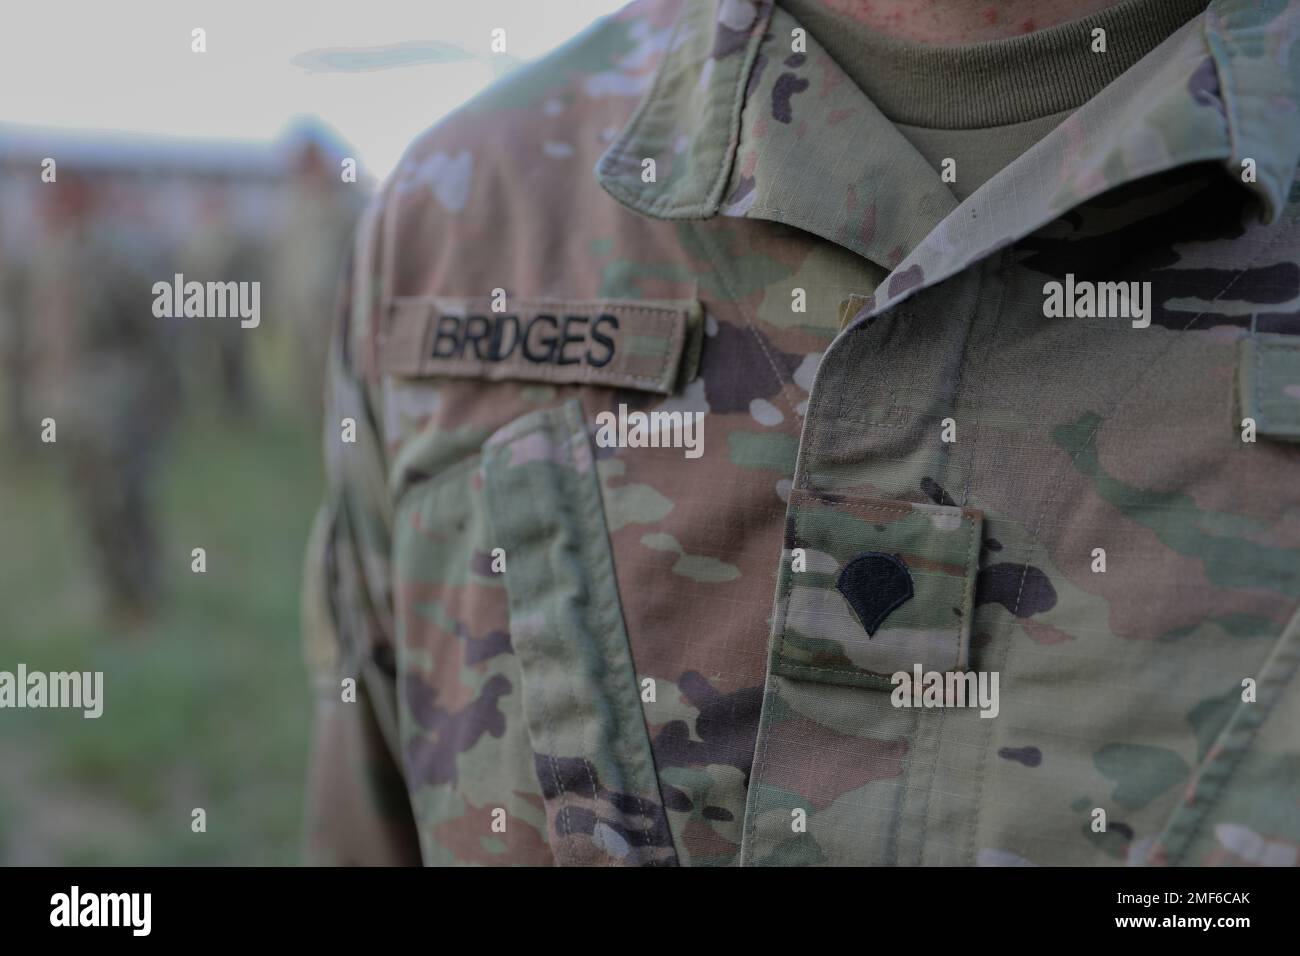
[548,411,608,868]
[961,506,991,866]
[1255,331,1264,430]
[799,321,845,492]
[806,499,974,520]
[832,311,917,428]
[742,669,782,863]
[835,419,908,428]
[958,260,1007,507]
[742,510,798,863]
[832,312,934,428]
[770,663,904,683]
[566,400,668,865]
[554,403,616,865]
[959,507,983,671]
[953,256,1004,865]
[690,220,804,415]
[707,0,774,212]
[1163,601,1300,864]
[914,708,938,866]
[484,432,575,864]
[744,469,812,862]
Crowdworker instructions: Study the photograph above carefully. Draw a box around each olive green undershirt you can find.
[894,111,1073,200]
[779,0,1210,199]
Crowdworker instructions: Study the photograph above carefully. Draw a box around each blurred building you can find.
[0,119,369,618]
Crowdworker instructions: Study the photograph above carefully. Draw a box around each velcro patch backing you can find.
[1239,334,1300,443]
[379,296,703,395]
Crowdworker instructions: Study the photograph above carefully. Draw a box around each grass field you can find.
[0,394,321,865]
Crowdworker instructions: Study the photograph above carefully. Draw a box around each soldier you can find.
[303,0,1300,866]
[181,186,256,417]
[31,172,179,625]
[271,132,366,413]
[0,236,34,449]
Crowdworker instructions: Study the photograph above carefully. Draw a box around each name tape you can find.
[379,296,703,394]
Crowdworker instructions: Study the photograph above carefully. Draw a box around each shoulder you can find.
[346,0,687,378]
[382,0,682,281]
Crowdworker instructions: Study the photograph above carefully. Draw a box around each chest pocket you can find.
[742,483,989,867]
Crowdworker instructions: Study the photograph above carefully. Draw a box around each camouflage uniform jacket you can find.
[303,0,1300,866]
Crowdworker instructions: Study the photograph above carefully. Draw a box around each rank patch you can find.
[837,552,915,636]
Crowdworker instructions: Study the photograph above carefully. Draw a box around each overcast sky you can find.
[0,0,626,180]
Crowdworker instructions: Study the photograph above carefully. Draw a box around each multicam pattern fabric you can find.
[303,0,1300,866]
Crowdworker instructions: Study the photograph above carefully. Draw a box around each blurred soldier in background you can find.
[29,173,180,625]
[0,240,34,448]
[272,130,365,412]
[183,186,257,418]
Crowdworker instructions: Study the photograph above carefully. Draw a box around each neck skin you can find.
[809,0,1128,44]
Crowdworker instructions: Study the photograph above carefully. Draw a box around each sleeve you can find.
[300,190,422,866]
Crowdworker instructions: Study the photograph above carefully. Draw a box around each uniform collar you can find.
[595,0,950,269]
[596,0,1300,280]
[596,0,778,220]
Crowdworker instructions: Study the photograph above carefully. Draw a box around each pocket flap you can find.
[480,399,678,865]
